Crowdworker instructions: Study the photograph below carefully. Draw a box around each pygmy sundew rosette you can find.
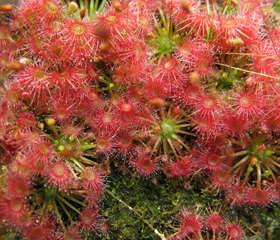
[0,0,280,239]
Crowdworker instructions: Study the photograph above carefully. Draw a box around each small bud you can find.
[47,204,53,211]
[68,2,79,14]
[227,38,244,46]
[247,167,253,172]
[0,4,13,12]
[259,144,265,150]
[162,28,168,37]
[154,125,162,132]
[181,0,191,13]
[80,7,86,19]
[146,32,155,39]
[232,69,238,76]
[161,154,168,162]
[109,83,115,89]
[222,72,228,78]
[99,41,111,52]
[69,135,75,141]
[89,91,99,101]
[93,57,99,63]
[58,145,65,151]
[264,150,273,156]
[45,117,56,126]
[151,177,158,185]
[263,170,271,177]
[234,38,244,46]
[112,1,123,13]
[172,34,179,42]
[60,145,72,158]
[149,98,166,108]
[38,123,44,129]
[173,106,181,115]
[246,77,255,85]
[19,57,30,65]
[250,157,258,165]
[22,92,30,99]
[6,61,24,72]
[190,71,199,85]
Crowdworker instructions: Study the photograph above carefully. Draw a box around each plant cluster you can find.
[0,0,280,239]
[171,208,243,240]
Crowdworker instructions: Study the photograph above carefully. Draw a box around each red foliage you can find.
[130,155,158,178]
[81,167,105,190]
[225,221,244,240]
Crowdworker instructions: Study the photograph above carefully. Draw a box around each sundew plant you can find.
[1,0,280,239]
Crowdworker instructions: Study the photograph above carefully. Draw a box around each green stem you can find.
[263,162,276,182]
[79,144,96,150]
[172,134,190,151]
[228,46,236,76]
[98,76,110,84]
[222,4,228,15]
[70,157,85,171]
[49,125,60,141]
[66,161,78,178]
[56,194,81,215]
[151,137,161,155]
[167,138,180,161]
[39,130,56,142]
[98,87,112,92]
[57,198,73,223]
[230,155,250,171]
[97,0,107,12]
[215,63,280,79]
[53,200,66,230]
[206,0,211,15]
[231,150,248,157]
[79,156,97,165]
[0,173,6,179]
[175,124,193,128]
[242,162,253,186]
[63,193,87,207]
[79,0,84,8]
[256,162,262,189]
[85,0,89,16]
[267,157,280,168]
[162,138,168,156]
[159,9,167,30]
[152,14,162,36]
[175,129,197,136]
